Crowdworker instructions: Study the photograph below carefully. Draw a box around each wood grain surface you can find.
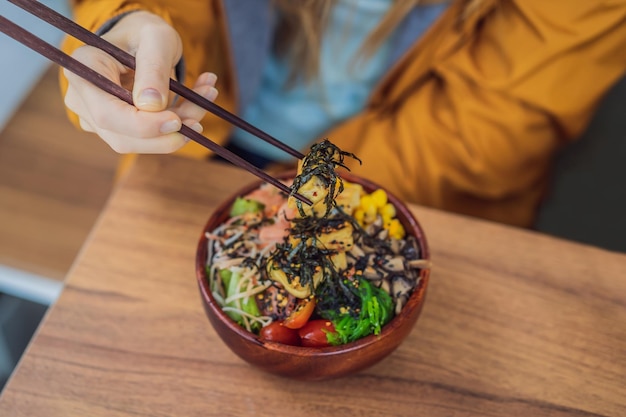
[1,155,624,416]
[0,66,118,280]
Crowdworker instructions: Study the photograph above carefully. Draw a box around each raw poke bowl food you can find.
[204,140,429,347]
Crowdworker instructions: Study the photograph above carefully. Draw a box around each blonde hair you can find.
[272,0,450,83]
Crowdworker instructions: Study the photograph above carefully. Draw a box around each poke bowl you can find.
[195,142,430,380]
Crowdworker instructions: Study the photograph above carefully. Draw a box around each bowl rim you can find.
[195,170,430,355]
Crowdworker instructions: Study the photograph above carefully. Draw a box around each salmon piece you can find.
[257,201,295,247]
[245,184,285,217]
[259,219,290,244]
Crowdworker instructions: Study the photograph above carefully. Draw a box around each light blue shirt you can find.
[229,0,447,162]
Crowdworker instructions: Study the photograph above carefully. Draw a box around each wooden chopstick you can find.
[0,15,313,206]
[8,0,305,161]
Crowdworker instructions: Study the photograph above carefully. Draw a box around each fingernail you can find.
[206,72,217,85]
[190,122,203,133]
[205,87,218,101]
[160,119,181,134]
[136,88,164,109]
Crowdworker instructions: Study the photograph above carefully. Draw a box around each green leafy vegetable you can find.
[318,277,393,345]
[229,197,265,217]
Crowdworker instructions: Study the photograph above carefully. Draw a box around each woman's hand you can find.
[63,11,218,154]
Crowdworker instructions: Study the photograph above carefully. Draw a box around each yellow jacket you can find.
[62,0,626,227]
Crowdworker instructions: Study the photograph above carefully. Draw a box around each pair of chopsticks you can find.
[0,0,312,205]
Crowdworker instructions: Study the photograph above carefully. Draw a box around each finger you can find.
[68,82,184,153]
[72,90,189,154]
[79,117,95,133]
[64,81,89,121]
[74,75,184,138]
[174,73,219,122]
[194,71,218,90]
[182,118,203,134]
[131,22,182,111]
[69,92,97,134]
[83,88,183,138]
[64,73,101,135]
[65,53,183,139]
[94,127,190,154]
[64,45,126,85]
[63,45,124,118]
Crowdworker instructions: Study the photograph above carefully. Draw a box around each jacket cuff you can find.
[95,10,139,36]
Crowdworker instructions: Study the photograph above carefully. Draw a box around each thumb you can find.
[132,23,182,112]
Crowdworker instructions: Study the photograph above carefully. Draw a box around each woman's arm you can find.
[330,0,626,227]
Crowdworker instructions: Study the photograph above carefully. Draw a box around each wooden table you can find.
[1,155,625,417]
[0,67,118,280]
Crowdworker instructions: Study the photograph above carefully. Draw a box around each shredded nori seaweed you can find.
[290,139,361,217]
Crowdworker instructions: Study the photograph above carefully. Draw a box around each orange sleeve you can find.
[330,0,626,227]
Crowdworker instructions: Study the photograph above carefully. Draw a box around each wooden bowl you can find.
[195,171,430,380]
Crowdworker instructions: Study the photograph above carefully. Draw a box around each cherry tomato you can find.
[283,296,316,329]
[259,321,301,346]
[298,320,336,347]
